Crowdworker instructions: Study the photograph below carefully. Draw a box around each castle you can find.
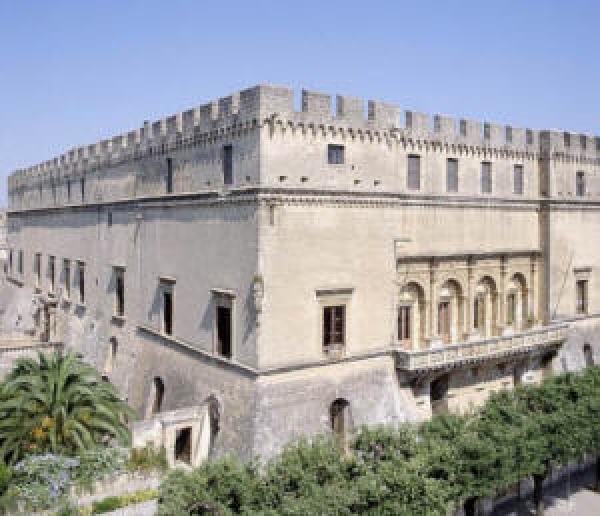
[3,84,599,465]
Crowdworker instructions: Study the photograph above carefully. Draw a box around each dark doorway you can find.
[430,374,450,415]
[175,426,192,465]
[151,377,164,416]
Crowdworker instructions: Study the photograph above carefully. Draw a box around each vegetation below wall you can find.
[158,366,600,516]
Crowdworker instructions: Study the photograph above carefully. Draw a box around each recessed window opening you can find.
[327,144,345,165]
[17,250,23,275]
[513,164,524,195]
[63,259,71,298]
[407,155,421,191]
[80,177,85,202]
[446,158,458,193]
[216,305,232,358]
[150,377,164,416]
[115,268,125,317]
[323,305,345,349]
[481,162,492,194]
[77,261,85,304]
[576,171,586,197]
[163,289,173,335]
[223,145,233,185]
[49,256,56,293]
[576,279,588,315]
[398,305,411,343]
[166,158,173,193]
[34,253,41,287]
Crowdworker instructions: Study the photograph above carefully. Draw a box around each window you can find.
[162,287,173,335]
[398,305,411,342]
[483,123,491,140]
[459,120,467,136]
[150,377,164,416]
[213,291,234,359]
[67,180,71,203]
[107,212,113,227]
[407,155,421,191]
[49,256,56,293]
[166,158,173,193]
[438,301,451,343]
[564,132,571,147]
[513,164,524,195]
[583,344,594,367]
[576,171,586,197]
[506,293,516,325]
[481,162,492,194]
[223,145,233,185]
[80,177,85,202]
[526,130,534,145]
[34,253,41,287]
[581,135,587,150]
[506,126,513,143]
[576,279,588,315]
[114,267,125,317]
[327,144,345,165]
[330,399,350,447]
[17,250,23,276]
[76,261,85,304]
[63,259,71,298]
[175,427,192,465]
[446,158,459,193]
[323,305,345,348]
[8,250,12,273]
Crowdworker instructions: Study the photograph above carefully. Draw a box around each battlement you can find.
[8,84,600,194]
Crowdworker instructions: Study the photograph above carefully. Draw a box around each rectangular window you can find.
[49,256,56,293]
[506,126,513,143]
[163,288,173,335]
[564,132,571,147]
[327,144,345,165]
[18,250,23,276]
[76,261,85,304]
[526,130,534,145]
[576,171,586,197]
[459,120,467,136]
[67,180,71,203]
[8,250,12,273]
[223,145,233,185]
[474,295,485,330]
[481,162,492,194]
[166,158,173,194]
[34,253,41,287]
[506,293,516,325]
[63,259,71,299]
[576,280,588,315]
[407,155,421,191]
[216,306,232,358]
[446,158,459,192]
[513,164,524,195]
[483,123,491,140]
[323,305,345,348]
[80,178,85,202]
[115,268,125,317]
[398,305,411,342]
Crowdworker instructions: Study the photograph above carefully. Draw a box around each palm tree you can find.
[0,351,133,463]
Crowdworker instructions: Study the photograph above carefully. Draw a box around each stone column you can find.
[466,257,477,339]
[429,260,440,347]
[531,255,542,326]
[497,257,507,335]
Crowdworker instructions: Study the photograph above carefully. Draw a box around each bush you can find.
[90,488,158,514]
[126,446,168,474]
[0,463,12,497]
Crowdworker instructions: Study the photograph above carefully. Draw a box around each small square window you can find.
[327,144,345,165]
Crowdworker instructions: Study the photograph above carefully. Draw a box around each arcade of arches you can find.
[396,252,541,350]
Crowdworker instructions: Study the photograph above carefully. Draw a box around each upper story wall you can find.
[7,85,600,211]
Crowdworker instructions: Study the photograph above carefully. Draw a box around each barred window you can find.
[513,164,524,195]
[481,162,492,194]
[446,158,458,193]
[407,155,421,191]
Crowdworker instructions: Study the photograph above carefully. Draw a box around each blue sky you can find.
[1,0,599,206]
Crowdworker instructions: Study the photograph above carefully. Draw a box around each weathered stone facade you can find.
[3,85,600,460]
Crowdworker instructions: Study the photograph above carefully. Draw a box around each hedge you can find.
[158,366,600,516]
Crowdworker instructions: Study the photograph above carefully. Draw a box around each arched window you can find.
[474,277,498,338]
[437,279,464,344]
[576,171,586,197]
[149,377,164,417]
[330,399,351,448]
[104,337,118,374]
[398,282,426,349]
[584,344,594,367]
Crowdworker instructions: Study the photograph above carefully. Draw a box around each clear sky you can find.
[1,0,599,206]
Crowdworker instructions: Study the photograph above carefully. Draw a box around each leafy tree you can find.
[0,352,133,463]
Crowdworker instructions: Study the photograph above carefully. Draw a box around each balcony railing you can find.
[395,323,569,372]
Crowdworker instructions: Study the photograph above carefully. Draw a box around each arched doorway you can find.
[474,276,498,339]
[437,279,464,344]
[330,398,351,449]
[584,344,594,367]
[398,282,426,350]
[430,374,450,415]
[148,377,164,417]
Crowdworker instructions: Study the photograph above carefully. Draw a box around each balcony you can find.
[395,323,568,373]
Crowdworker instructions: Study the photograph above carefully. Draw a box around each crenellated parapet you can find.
[7,84,600,207]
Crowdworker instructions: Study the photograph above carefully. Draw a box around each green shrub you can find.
[0,463,12,496]
[90,488,158,514]
[72,448,127,491]
[126,446,168,473]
